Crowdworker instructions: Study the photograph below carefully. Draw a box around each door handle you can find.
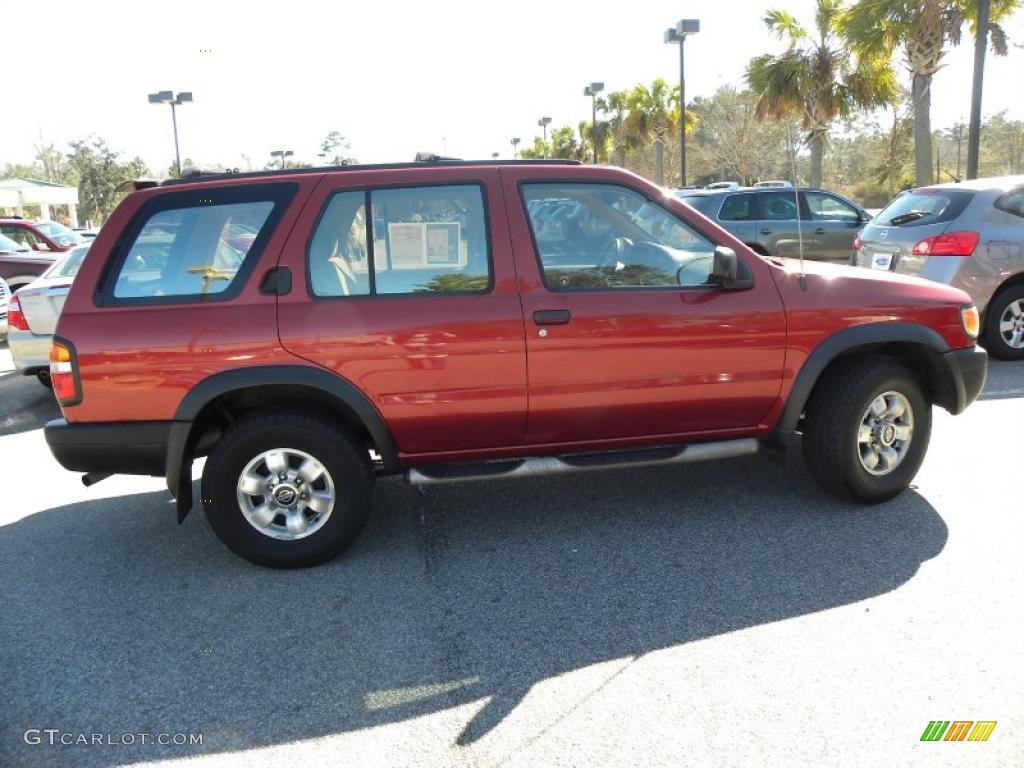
[814,227,826,235]
[533,309,571,325]
[759,227,772,235]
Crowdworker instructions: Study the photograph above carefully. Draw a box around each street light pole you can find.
[511,137,521,158]
[270,150,294,170]
[582,83,604,164]
[538,116,552,142]
[148,90,193,176]
[665,20,699,187]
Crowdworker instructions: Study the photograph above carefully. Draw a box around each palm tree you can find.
[746,0,897,188]
[624,79,682,185]
[600,90,638,167]
[843,0,1020,186]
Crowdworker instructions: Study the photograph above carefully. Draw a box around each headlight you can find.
[960,304,980,340]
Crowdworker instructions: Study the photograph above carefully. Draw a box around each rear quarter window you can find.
[676,195,717,216]
[101,183,295,304]
[874,189,974,227]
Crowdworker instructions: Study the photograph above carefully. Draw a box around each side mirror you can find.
[859,210,872,223]
[712,246,738,285]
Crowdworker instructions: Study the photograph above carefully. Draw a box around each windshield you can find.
[0,233,30,253]
[874,189,974,227]
[45,245,89,278]
[33,220,86,246]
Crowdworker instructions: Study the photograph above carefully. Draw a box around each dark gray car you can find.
[676,187,871,262]
[852,176,1024,359]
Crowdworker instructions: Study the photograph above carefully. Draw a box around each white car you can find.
[0,276,10,339]
[8,245,89,386]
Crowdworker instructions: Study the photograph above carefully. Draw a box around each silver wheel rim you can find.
[857,391,914,476]
[236,448,335,541]
[998,299,1024,349]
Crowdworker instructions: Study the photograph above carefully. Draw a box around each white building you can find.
[0,178,80,227]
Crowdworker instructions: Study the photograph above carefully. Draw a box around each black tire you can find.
[983,284,1024,361]
[802,356,931,503]
[36,370,52,389]
[201,411,373,568]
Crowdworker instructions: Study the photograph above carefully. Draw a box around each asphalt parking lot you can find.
[1,342,1022,768]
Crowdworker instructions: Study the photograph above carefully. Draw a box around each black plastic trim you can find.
[171,365,400,469]
[45,418,172,476]
[941,345,988,414]
[774,323,954,443]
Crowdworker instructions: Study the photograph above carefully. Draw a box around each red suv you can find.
[43,160,987,567]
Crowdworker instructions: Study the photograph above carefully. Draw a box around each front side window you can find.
[34,220,85,246]
[759,192,799,221]
[308,184,491,297]
[108,185,293,301]
[803,192,860,222]
[522,183,716,290]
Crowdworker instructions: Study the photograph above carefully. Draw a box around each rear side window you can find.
[719,194,754,221]
[105,184,295,303]
[875,189,974,227]
[994,188,1024,218]
[308,184,491,297]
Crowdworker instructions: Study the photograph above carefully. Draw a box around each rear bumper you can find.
[44,419,173,476]
[8,327,51,373]
[941,345,988,414]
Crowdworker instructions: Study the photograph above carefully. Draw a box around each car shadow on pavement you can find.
[1,455,947,766]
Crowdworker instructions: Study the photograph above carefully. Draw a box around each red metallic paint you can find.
[55,163,978,467]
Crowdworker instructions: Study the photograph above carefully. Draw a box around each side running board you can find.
[405,438,759,485]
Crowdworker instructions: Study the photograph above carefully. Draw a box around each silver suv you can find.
[676,188,870,262]
[852,176,1024,360]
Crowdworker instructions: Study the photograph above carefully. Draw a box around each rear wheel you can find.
[802,357,931,502]
[201,411,373,568]
[983,285,1024,360]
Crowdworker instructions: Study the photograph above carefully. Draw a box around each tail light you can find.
[50,338,82,406]
[911,231,979,256]
[7,296,29,331]
[852,233,862,251]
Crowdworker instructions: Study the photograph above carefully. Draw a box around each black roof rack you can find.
[160,157,582,186]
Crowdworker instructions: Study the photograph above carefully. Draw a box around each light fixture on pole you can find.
[538,116,552,142]
[148,90,193,176]
[665,19,699,187]
[582,83,604,164]
[270,150,294,170]
[511,137,521,158]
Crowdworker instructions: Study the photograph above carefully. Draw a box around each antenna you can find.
[788,123,807,289]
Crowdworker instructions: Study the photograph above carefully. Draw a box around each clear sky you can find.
[3,0,1022,174]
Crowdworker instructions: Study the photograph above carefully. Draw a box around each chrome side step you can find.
[405,438,759,485]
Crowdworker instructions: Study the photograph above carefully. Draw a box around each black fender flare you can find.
[166,365,399,521]
[773,323,953,444]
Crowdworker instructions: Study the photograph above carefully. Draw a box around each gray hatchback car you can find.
[676,187,871,262]
[852,176,1024,359]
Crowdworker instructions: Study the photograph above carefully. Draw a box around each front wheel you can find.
[201,411,373,568]
[802,357,931,503]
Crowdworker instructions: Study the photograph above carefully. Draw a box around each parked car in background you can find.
[676,187,872,262]
[852,175,1024,359]
[0,233,57,292]
[0,217,86,253]
[0,277,10,339]
[7,245,89,386]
